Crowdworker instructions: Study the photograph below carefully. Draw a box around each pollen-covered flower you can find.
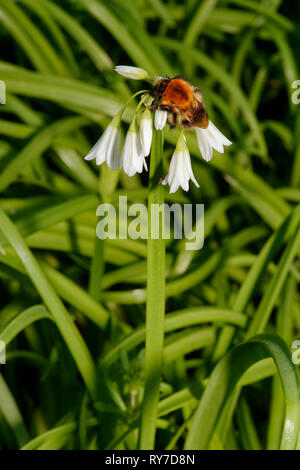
[154,110,167,130]
[115,65,149,80]
[120,118,148,177]
[84,115,121,170]
[162,132,199,193]
[139,109,152,156]
[195,121,232,162]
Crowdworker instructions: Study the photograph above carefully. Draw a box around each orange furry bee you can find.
[151,76,209,130]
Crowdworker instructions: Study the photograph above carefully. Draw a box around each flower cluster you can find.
[85,66,232,193]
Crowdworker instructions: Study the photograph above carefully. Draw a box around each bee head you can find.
[153,76,170,104]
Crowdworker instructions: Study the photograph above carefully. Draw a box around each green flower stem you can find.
[116,89,151,121]
[139,127,165,449]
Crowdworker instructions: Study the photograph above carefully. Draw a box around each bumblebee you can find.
[151,76,209,130]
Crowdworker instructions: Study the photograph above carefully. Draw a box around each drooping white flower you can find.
[139,109,152,156]
[154,110,167,130]
[195,120,232,162]
[115,65,149,80]
[120,119,148,177]
[85,115,121,170]
[162,133,199,193]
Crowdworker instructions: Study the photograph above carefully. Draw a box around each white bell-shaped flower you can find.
[139,109,153,156]
[195,120,232,162]
[84,115,121,170]
[162,133,199,193]
[154,110,167,130]
[120,118,148,176]
[115,65,149,80]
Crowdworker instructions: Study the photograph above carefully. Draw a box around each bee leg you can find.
[167,112,177,129]
[159,105,173,112]
[182,120,194,129]
[146,104,173,113]
[146,104,162,111]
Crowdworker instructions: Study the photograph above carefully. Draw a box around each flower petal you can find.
[195,128,213,161]
[120,130,133,175]
[120,123,148,177]
[206,127,225,153]
[115,65,149,80]
[163,137,199,194]
[184,149,199,188]
[107,128,121,170]
[132,131,144,173]
[208,121,232,147]
[154,110,167,130]
[139,109,153,156]
[84,125,113,165]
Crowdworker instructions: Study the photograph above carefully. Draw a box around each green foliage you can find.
[0,0,299,450]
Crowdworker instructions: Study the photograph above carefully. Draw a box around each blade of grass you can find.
[0,209,99,399]
[184,0,219,46]
[213,205,300,361]
[101,307,247,368]
[228,0,294,31]
[78,0,161,76]
[267,277,295,449]
[0,248,109,329]
[0,0,69,75]
[0,305,51,344]
[0,374,29,447]
[185,334,300,450]
[39,0,113,71]
[246,222,300,337]
[16,0,79,75]
[0,116,88,192]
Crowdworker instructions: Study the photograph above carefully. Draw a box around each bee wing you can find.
[192,87,205,103]
[182,97,208,129]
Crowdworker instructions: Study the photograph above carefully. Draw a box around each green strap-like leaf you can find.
[185,334,300,450]
[0,209,99,400]
[0,305,51,344]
